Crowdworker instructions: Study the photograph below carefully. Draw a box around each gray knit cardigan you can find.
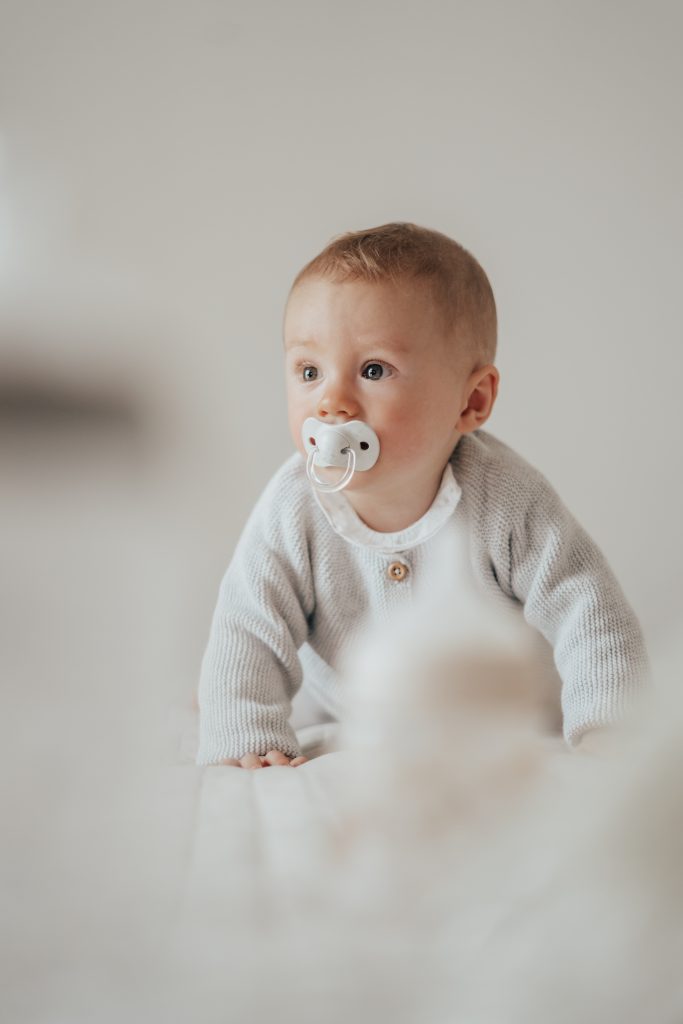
[197,430,648,763]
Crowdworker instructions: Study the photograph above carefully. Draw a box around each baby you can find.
[197,222,648,768]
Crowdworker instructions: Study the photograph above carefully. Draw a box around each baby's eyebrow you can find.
[354,331,414,352]
[283,338,318,352]
[285,336,412,354]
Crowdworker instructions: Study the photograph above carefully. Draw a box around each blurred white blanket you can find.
[185,725,346,922]
[174,690,683,1024]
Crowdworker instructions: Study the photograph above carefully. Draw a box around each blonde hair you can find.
[291,222,497,367]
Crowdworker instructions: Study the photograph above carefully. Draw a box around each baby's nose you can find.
[317,385,359,420]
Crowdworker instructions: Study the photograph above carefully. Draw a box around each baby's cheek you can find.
[286,404,305,454]
[291,432,307,458]
[382,419,432,460]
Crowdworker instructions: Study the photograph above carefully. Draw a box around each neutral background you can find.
[1,0,681,735]
[1,2,682,1015]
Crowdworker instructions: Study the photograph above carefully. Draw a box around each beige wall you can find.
[2,0,681,703]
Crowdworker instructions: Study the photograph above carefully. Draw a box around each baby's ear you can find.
[457,364,499,433]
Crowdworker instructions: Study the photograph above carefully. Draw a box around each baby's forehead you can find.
[284,275,448,345]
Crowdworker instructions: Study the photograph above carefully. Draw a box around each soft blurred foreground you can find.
[2,448,682,1021]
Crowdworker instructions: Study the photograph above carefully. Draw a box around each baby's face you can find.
[283,275,473,499]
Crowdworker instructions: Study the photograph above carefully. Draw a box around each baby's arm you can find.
[509,476,649,746]
[197,470,315,766]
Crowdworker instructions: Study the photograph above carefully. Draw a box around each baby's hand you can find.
[219,750,308,769]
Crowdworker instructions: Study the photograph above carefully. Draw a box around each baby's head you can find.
[283,223,499,521]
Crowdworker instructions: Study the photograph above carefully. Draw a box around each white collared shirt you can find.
[312,461,462,553]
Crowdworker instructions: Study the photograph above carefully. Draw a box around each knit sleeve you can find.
[196,469,315,764]
[509,476,649,745]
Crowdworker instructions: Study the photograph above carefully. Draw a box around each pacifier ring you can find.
[306,446,357,493]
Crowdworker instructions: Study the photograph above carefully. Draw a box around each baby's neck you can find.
[344,470,446,533]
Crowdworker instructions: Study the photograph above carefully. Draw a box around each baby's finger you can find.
[289,756,308,767]
[239,753,263,769]
[262,750,291,766]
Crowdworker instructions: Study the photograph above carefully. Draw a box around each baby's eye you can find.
[361,362,391,381]
[302,366,318,382]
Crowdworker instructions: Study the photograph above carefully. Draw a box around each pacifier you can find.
[301,417,380,493]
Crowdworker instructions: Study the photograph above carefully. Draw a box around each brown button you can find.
[387,561,409,582]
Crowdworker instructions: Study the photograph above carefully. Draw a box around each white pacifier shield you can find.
[302,417,380,471]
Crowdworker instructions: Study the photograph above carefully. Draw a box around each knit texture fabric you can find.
[197,430,649,763]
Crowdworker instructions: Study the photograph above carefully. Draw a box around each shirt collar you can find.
[312,460,462,553]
